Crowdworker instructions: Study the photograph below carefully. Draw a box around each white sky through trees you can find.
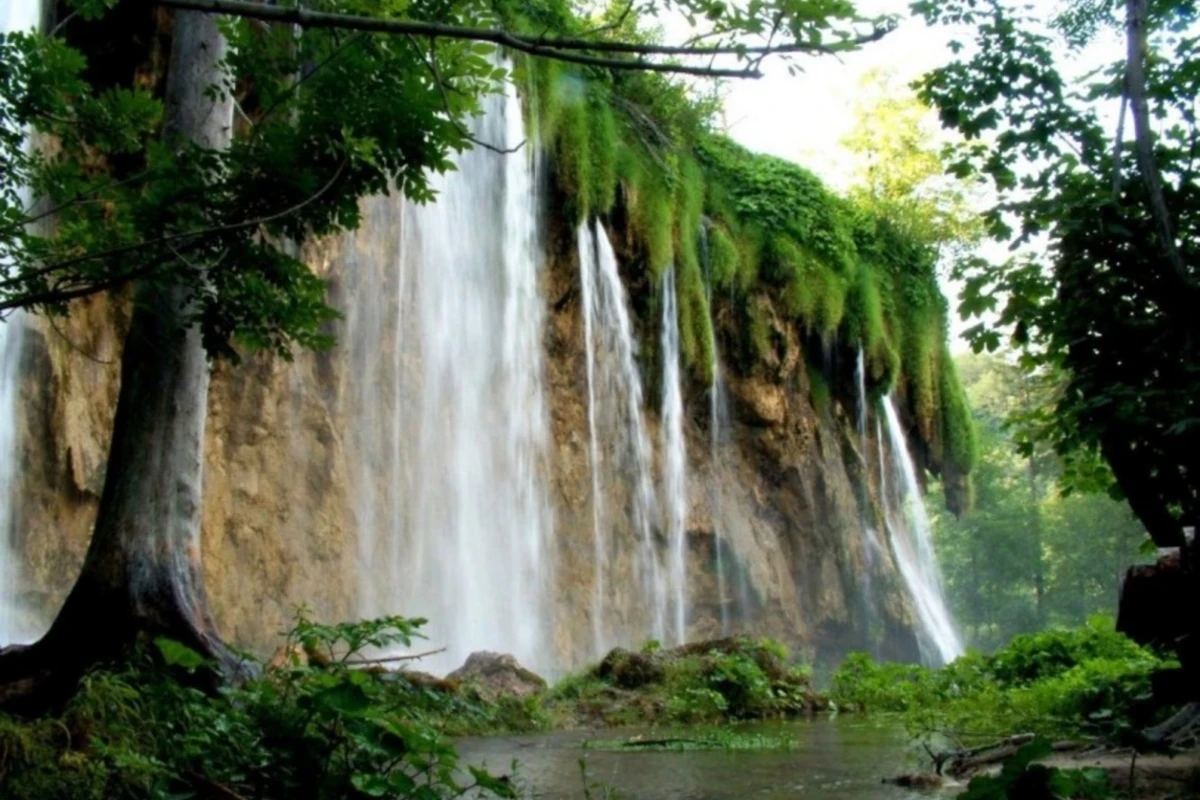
[718,0,1124,351]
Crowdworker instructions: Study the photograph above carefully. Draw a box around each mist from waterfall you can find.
[355,79,552,674]
[578,220,665,653]
[0,0,40,646]
[660,267,688,645]
[879,397,963,665]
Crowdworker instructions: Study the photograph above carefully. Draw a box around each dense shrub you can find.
[0,616,522,800]
[828,617,1167,740]
[547,636,820,727]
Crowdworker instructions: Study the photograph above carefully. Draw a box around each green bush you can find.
[828,618,1167,741]
[0,616,520,800]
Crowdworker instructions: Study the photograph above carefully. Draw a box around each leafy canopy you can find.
[914,0,1200,544]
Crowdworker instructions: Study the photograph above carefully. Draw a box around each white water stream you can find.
[0,0,41,646]
[578,220,665,653]
[355,80,552,674]
[660,267,688,645]
[879,397,963,665]
[853,350,882,607]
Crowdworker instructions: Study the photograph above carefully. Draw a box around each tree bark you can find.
[0,9,242,710]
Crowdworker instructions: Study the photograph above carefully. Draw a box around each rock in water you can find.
[446,652,546,701]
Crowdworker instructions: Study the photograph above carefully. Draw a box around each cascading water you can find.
[709,353,733,635]
[879,397,963,665]
[854,349,883,579]
[0,0,41,646]
[0,325,22,644]
[659,267,688,645]
[355,78,553,674]
[577,220,665,652]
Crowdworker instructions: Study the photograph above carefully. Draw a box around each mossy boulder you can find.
[447,652,547,701]
[593,647,666,689]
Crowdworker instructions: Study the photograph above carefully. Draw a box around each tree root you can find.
[1145,701,1200,749]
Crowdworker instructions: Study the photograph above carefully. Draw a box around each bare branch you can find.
[346,646,448,666]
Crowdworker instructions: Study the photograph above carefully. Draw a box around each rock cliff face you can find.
[6,193,923,671]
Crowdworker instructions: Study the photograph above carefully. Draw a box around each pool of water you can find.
[458,717,958,799]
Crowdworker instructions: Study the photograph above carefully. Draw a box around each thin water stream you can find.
[578,220,665,654]
[459,718,951,800]
[0,0,41,646]
[879,398,963,665]
[660,266,688,646]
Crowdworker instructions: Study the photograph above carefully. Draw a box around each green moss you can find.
[807,359,832,413]
[527,39,976,496]
[707,223,740,289]
[746,296,773,363]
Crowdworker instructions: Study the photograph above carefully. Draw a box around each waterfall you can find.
[879,397,963,665]
[356,78,553,674]
[0,324,22,645]
[660,267,688,645]
[710,353,732,635]
[855,348,868,441]
[577,224,606,655]
[854,350,883,577]
[0,0,41,646]
[578,220,665,652]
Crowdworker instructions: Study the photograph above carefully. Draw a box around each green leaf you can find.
[154,638,210,671]
[316,681,371,715]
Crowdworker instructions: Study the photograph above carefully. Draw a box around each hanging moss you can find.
[519,41,977,496]
[630,168,675,279]
[746,297,773,363]
[586,89,619,215]
[938,353,978,512]
[707,223,740,289]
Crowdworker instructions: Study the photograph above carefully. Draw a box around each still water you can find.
[459,717,958,799]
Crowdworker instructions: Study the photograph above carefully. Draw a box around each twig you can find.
[1,160,347,296]
[346,646,447,666]
[409,36,524,155]
[184,770,249,800]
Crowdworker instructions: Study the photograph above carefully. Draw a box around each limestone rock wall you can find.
[6,196,921,669]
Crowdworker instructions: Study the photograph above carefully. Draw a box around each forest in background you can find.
[930,352,1149,653]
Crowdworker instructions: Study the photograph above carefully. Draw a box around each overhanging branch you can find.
[154,0,892,79]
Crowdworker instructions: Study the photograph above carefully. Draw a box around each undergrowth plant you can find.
[0,615,519,800]
[828,616,1169,744]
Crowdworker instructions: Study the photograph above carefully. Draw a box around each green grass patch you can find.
[582,728,799,751]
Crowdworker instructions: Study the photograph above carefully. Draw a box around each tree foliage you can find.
[930,352,1148,651]
[914,0,1200,545]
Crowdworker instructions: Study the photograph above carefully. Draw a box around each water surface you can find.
[460,717,955,799]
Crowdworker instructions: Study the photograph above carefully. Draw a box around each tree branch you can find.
[1,160,348,294]
[408,35,525,155]
[346,646,447,666]
[1124,0,1189,286]
[154,0,892,79]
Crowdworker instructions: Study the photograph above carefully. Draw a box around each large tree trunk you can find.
[0,9,240,710]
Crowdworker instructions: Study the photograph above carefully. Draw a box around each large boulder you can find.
[446,652,546,701]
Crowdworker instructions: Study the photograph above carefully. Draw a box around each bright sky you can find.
[722,0,952,190]
[715,0,1124,351]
